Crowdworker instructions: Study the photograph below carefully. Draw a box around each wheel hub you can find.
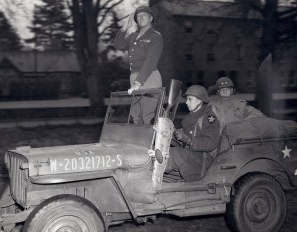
[252,198,269,218]
[56,227,76,232]
[48,217,87,232]
[246,189,271,223]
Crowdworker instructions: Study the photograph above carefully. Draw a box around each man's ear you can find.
[150,15,153,22]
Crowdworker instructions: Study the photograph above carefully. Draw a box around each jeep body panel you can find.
[204,137,297,187]
[1,86,297,232]
[6,142,149,177]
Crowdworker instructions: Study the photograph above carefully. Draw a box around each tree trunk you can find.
[255,0,278,117]
[255,54,276,117]
[84,0,104,114]
[70,0,104,115]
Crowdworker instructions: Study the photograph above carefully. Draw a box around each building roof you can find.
[0,51,80,73]
[158,0,262,19]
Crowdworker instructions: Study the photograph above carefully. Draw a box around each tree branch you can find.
[98,0,123,27]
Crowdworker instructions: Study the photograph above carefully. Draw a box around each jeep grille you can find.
[5,151,28,206]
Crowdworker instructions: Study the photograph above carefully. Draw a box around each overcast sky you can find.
[2,0,294,42]
[4,0,146,41]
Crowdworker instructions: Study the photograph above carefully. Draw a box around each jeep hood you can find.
[7,142,150,176]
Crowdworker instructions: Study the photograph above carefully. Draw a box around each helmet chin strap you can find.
[192,101,203,112]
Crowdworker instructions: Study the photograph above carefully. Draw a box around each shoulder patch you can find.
[208,115,216,124]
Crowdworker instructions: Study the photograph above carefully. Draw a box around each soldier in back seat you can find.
[209,77,264,134]
[166,85,220,181]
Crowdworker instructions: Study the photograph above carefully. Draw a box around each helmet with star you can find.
[216,77,234,89]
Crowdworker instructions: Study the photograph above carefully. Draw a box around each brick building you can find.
[151,0,297,93]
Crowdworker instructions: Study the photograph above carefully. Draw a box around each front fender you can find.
[26,172,138,220]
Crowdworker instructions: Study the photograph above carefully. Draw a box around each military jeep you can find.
[1,81,297,232]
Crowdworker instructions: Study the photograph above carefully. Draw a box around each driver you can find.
[166,85,220,181]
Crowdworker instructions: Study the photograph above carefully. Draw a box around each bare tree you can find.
[66,0,124,114]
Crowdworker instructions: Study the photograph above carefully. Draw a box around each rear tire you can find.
[226,173,287,232]
[22,194,105,232]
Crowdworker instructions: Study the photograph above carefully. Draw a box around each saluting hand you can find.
[122,13,138,35]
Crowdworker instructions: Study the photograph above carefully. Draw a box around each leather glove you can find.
[174,129,192,145]
[128,81,142,95]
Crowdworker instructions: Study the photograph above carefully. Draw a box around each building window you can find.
[186,70,193,79]
[217,70,226,78]
[8,75,15,80]
[288,70,296,86]
[206,44,215,61]
[277,49,286,63]
[205,30,218,62]
[229,70,238,86]
[185,42,194,62]
[185,54,193,62]
[185,42,193,53]
[207,52,215,61]
[279,71,287,87]
[197,71,205,85]
[235,45,243,62]
[247,71,255,87]
[184,20,193,34]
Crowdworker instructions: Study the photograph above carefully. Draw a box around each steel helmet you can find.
[184,85,209,103]
[216,77,234,89]
[134,6,154,23]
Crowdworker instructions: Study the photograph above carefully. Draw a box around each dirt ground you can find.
[0,123,297,231]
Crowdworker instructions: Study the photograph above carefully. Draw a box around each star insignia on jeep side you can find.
[208,115,215,124]
[282,145,292,159]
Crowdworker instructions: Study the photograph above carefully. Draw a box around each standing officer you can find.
[114,5,163,124]
[209,77,264,133]
[166,85,220,181]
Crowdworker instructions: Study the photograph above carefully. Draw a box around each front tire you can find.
[226,173,287,232]
[22,194,105,232]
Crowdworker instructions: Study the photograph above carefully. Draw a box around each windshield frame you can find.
[104,88,166,126]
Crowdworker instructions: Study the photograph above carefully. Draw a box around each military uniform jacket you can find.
[169,105,220,181]
[209,95,264,132]
[114,27,163,84]
[181,104,220,152]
